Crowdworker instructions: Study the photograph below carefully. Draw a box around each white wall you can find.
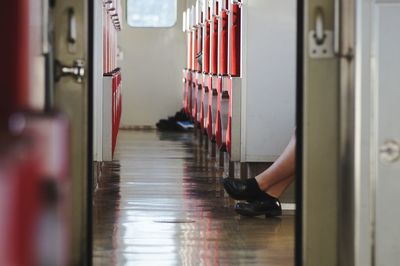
[119,0,186,127]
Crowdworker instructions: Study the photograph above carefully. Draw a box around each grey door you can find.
[372,2,400,265]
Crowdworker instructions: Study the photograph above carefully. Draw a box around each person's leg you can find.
[255,133,295,192]
[223,132,296,202]
[265,175,294,198]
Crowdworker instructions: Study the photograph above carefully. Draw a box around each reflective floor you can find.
[93,130,294,266]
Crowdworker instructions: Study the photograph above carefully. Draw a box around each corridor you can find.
[93,130,294,265]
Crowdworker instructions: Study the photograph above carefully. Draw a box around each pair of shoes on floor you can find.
[223,177,282,218]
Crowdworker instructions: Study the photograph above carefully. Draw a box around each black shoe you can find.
[234,198,282,217]
[223,177,272,201]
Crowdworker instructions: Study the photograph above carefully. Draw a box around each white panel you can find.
[374,3,400,266]
[354,0,373,265]
[230,78,242,161]
[102,77,113,161]
[242,0,296,162]
[182,11,186,32]
[93,0,104,161]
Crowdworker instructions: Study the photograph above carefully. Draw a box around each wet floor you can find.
[93,130,294,266]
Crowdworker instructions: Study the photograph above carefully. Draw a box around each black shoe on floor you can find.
[234,198,282,217]
[223,177,273,201]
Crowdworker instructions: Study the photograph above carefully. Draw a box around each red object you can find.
[103,2,120,74]
[230,2,241,76]
[219,10,229,75]
[199,27,203,72]
[203,7,211,73]
[111,70,122,156]
[203,22,211,73]
[199,77,207,131]
[206,78,215,139]
[211,18,219,75]
[103,0,122,157]
[0,0,30,123]
[194,28,199,71]
[215,77,223,148]
[1,113,70,266]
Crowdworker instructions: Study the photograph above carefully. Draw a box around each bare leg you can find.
[255,133,296,192]
[265,175,294,198]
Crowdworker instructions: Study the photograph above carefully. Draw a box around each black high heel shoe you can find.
[223,177,273,201]
[234,198,282,217]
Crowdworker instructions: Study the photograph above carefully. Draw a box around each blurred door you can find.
[369,2,400,265]
[52,0,90,265]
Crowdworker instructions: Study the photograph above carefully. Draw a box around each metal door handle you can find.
[334,0,340,55]
[314,7,326,45]
[68,8,77,44]
[55,60,85,83]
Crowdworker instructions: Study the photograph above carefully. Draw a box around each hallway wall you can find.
[119,0,186,127]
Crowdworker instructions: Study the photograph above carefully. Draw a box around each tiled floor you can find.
[93,130,294,266]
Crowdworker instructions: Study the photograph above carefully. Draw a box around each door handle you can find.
[55,59,85,83]
[309,7,334,58]
[334,0,340,55]
[68,8,77,44]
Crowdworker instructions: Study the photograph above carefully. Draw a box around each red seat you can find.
[230,1,241,77]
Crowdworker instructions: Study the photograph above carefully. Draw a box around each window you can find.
[127,0,177,28]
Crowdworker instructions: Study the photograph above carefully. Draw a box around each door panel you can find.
[302,1,340,265]
[374,3,400,265]
[52,0,89,264]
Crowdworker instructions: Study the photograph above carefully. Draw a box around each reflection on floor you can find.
[93,130,294,266]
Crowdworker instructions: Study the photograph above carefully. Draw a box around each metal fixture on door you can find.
[67,8,77,53]
[309,6,334,58]
[55,60,85,83]
[380,140,400,164]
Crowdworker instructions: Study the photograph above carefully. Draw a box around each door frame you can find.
[295,0,304,265]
